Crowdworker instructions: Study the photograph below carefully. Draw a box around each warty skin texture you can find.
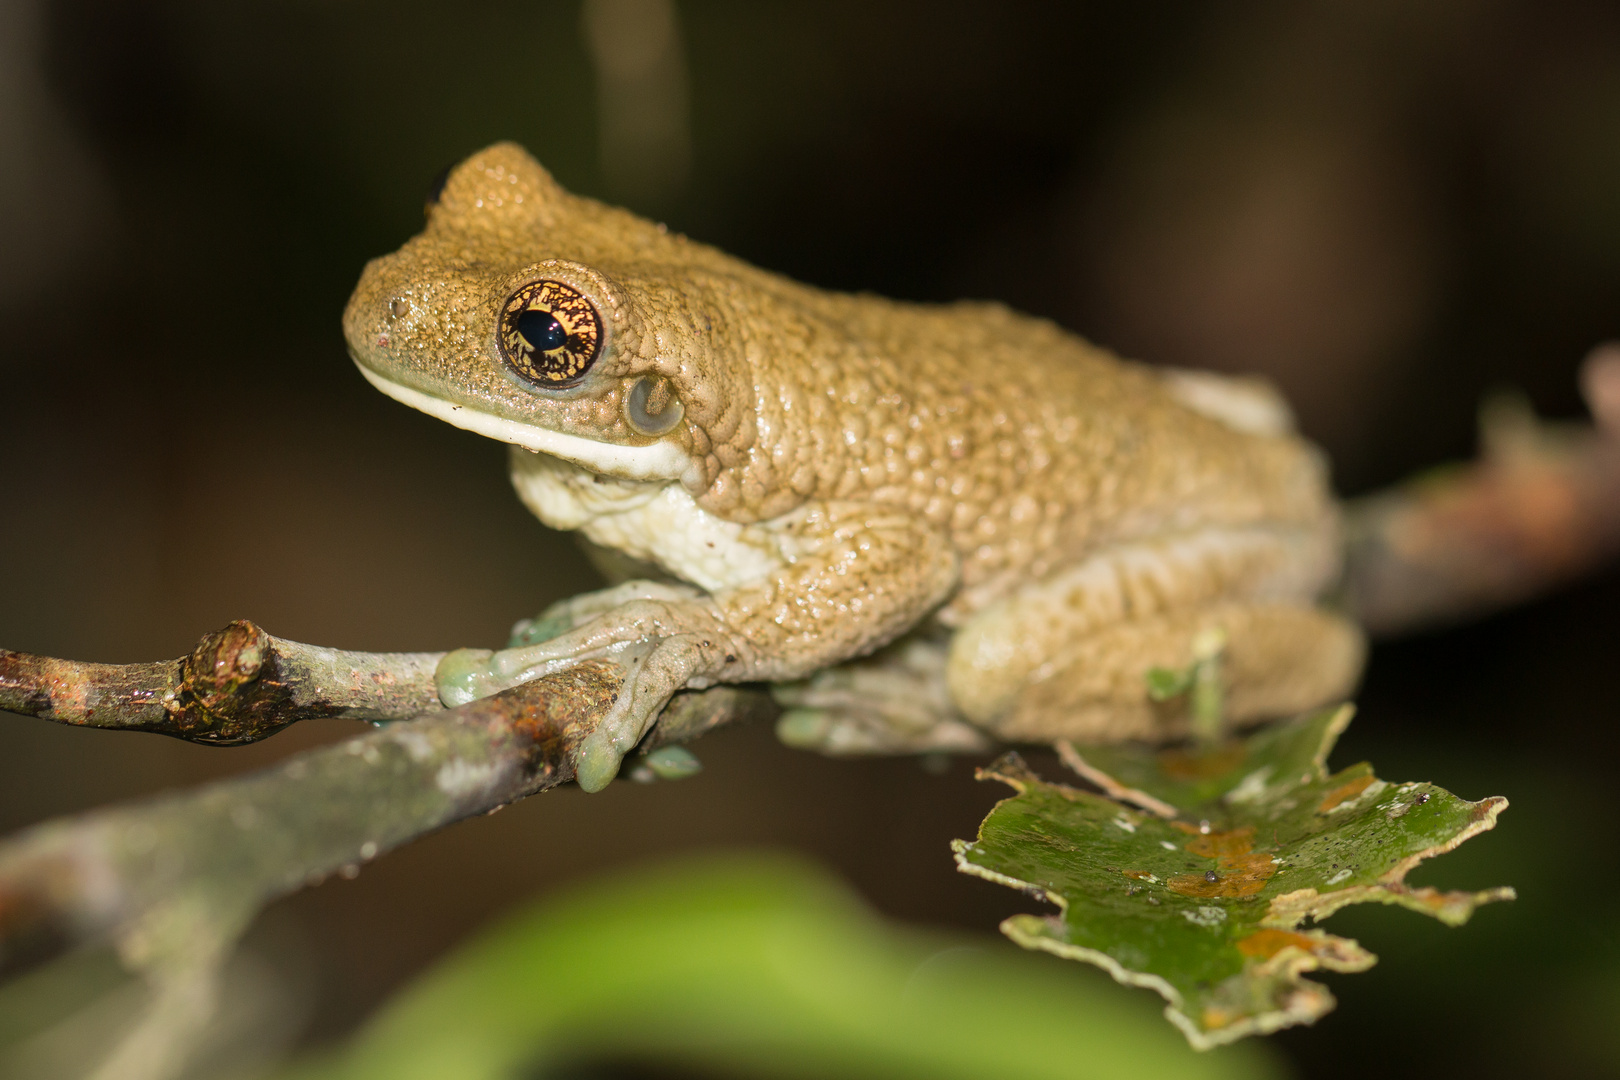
[344,143,1362,784]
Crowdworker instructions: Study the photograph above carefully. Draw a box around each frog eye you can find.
[624,375,685,436]
[496,280,604,388]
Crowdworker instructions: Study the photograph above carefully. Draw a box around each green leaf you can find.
[953,706,1514,1049]
[1144,666,1194,701]
[278,853,1280,1080]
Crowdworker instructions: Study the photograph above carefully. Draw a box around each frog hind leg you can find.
[945,526,1352,740]
[771,635,991,755]
[979,602,1364,745]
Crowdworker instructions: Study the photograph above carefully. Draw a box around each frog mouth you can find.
[351,358,692,482]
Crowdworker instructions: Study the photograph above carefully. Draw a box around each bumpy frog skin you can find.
[344,143,1364,791]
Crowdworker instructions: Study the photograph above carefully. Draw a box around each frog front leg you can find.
[438,502,960,791]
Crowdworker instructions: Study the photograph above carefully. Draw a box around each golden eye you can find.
[497,280,603,387]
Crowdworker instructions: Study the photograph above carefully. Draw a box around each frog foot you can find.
[774,706,988,755]
[772,637,990,755]
[436,586,737,792]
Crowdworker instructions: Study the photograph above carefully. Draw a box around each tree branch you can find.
[6,346,1618,746]
[0,661,610,973]
[0,620,444,744]
[0,663,768,1079]
[1342,344,1620,635]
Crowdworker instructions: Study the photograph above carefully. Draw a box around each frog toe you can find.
[573,633,723,791]
[435,647,499,707]
[574,727,629,792]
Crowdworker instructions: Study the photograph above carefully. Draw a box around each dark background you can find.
[2,1,1619,1076]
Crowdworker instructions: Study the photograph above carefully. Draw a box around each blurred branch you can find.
[0,648,768,1080]
[1343,344,1620,636]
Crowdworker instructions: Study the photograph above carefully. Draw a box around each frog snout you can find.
[342,256,399,366]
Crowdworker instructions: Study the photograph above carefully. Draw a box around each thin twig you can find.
[0,620,445,744]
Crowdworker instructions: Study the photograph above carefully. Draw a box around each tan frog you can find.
[343,143,1364,791]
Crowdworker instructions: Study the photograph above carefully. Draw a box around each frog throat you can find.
[352,360,692,481]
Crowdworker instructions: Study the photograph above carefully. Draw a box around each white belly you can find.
[507,448,786,593]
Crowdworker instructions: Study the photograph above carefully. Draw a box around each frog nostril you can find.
[389,298,410,319]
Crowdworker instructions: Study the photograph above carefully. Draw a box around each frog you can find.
[343,143,1365,793]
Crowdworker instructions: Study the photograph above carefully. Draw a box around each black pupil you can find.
[516,310,568,352]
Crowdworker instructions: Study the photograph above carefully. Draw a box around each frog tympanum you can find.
[344,143,1363,792]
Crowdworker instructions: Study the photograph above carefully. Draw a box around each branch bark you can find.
[0,620,445,744]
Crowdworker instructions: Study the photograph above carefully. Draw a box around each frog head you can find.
[344,143,754,488]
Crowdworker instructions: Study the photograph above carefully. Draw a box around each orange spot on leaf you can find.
[1165,825,1277,898]
[1317,773,1375,813]
[1183,825,1256,861]
[1236,928,1318,960]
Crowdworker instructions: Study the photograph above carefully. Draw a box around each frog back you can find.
[707,283,1338,611]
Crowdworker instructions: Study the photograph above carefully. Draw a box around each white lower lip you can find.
[353,360,692,481]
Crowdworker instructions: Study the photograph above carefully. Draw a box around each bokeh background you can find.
[2,0,1620,1076]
